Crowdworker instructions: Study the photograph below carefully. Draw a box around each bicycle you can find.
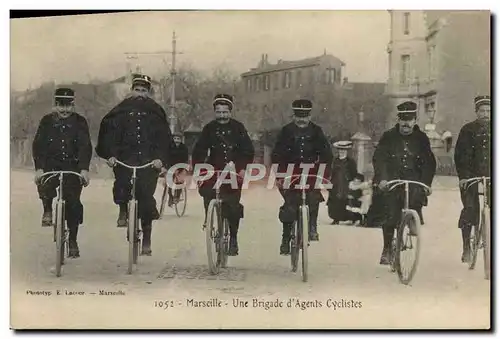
[159,170,188,218]
[199,169,243,275]
[282,173,331,283]
[39,170,86,277]
[114,160,155,275]
[464,176,490,280]
[384,179,431,285]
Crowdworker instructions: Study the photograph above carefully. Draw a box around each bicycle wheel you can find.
[175,187,187,217]
[395,210,421,285]
[290,220,299,272]
[127,200,138,274]
[54,200,65,277]
[469,211,483,270]
[389,237,397,273]
[205,199,219,275]
[219,218,230,268]
[482,206,490,280]
[300,205,309,282]
[158,182,168,219]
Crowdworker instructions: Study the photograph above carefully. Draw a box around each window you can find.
[326,68,336,84]
[283,72,291,89]
[273,73,279,90]
[296,70,302,88]
[255,77,261,92]
[403,12,410,35]
[428,45,437,80]
[264,75,270,91]
[246,78,252,92]
[400,54,411,85]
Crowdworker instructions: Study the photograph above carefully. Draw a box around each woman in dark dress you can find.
[327,141,358,224]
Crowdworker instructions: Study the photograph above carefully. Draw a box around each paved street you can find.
[10,170,490,329]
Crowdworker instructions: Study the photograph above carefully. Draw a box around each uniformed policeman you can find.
[167,131,189,207]
[272,99,333,255]
[32,87,92,258]
[95,74,173,256]
[192,94,255,256]
[373,100,436,265]
[454,95,491,263]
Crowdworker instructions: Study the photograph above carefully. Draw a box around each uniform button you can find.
[137,127,140,130]
[139,151,142,155]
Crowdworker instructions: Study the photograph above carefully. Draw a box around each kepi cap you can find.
[292,99,312,117]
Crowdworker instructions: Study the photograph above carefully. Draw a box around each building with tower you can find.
[386,10,490,152]
[385,10,490,174]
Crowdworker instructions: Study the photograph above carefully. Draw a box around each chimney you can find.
[261,54,265,68]
[343,77,349,86]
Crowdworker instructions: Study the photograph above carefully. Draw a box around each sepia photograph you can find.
[9,8,491,330]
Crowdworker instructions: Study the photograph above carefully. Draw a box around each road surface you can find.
[10,170,490,329]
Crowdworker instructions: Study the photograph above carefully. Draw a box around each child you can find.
[346,173,372,226]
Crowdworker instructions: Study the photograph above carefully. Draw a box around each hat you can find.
[333,140,353,149]
[54,87,75,105]
[397,101,417,120]
[172,131,183,138]
[213,94,234,110]
[474,95,490,109]
[132,74,152,90]
[292,99,313,117]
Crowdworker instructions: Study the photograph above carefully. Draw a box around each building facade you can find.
[239,52,346,132]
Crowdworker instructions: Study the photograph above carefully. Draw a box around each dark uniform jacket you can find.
[454,119,490,180]
[170,143,189,167]
[373,124,436,206]
[192,118,255,173]
[32,112,92,171]
[272,122,333,183]
[95,97,173,166]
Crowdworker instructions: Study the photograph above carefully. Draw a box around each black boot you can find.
[141,221,152,256]
[41,199,53,227]
[461,226,472,263]
[117,204,128,228]
[379,247,390,265]
[229,236,239,256]
[68,224,80,258]
[309,224,319,241]
[309,204,319,241]
[228,220,239,256]
[280,223,292,255]
[380,227,394,265]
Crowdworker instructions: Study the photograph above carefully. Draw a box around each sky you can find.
[10,10,390,91]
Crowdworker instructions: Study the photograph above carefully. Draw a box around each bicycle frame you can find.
[114,160,155,274]
[39,170,85,277]
[386,179,431,212]
[464,176,490,208]
[115,160,155,202]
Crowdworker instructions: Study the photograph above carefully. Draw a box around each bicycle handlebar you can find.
[463,176,490,191]
[386,179,431,193]
[39,171,85,186]
[115,160,155,170]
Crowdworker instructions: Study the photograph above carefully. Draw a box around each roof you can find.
[241,54,345,77]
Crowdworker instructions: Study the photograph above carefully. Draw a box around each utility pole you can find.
[169,31,178,134]
[123,31,184,134]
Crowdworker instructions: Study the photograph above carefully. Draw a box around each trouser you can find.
[113,166,160,224]
[458,184,491,247]
[37,168,84,227]
[279,189,320,239]
[200,186,243,238]
[381,187,424,251]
